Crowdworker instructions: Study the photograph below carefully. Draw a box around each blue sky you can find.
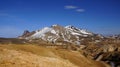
[0,0,120,37]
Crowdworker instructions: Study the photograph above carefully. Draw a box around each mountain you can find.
[19,25,94,45]
[1,24,120,67]
[108,34,120,39]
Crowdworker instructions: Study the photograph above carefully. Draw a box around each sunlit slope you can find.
[0,44,109,67]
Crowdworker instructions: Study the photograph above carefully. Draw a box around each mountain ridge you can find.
[19,25,95,45]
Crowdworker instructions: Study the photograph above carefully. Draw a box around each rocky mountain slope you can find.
[19,25,95,45]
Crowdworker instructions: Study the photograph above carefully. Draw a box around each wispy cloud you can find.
[64,5,85,13]
[76,9,85,12]
[64,5,77,9]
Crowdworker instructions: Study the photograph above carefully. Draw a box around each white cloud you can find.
[64,5,85,13]
[76,9,85,12]
[64,5,77,9]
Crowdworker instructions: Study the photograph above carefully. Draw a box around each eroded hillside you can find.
[0,44,109,67]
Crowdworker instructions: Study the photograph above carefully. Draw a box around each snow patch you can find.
[81,30,91,34]
[75,41,80,45]
[31,27,52,38]
[71,32,81,35]
[51,30,56,34]
[52,24,58,27]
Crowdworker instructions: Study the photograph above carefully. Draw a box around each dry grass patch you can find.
[0,46,78,67]
[0,44,57,57]
[0,44,110,67]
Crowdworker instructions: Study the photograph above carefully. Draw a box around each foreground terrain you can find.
[0,44,109,67]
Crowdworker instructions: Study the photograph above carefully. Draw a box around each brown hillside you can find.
[0,44,109,67]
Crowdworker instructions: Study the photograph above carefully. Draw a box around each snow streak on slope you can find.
[65,25,92,35]
[32,27,52,38]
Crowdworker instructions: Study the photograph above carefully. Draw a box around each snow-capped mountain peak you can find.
[51,24,59,27]
[65,25,93,35]
[65,25,79,29]
[65,25,82,32]
[19,25,94,45]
